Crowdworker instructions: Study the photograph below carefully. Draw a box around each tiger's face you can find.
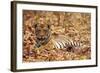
[34,21,51,47]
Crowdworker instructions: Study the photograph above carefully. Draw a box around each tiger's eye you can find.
[37,29,41,32]
[44,29,48,32]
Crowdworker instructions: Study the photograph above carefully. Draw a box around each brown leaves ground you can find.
[23,10,91,62]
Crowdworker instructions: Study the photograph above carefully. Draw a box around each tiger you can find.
[33,18,84,53]
[52,35,84,52]
[33,18,51,48]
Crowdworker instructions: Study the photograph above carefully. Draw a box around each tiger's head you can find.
[33,18,51,48]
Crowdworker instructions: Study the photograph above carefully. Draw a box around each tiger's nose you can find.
[40,34,44,37]
[40,32,45,37]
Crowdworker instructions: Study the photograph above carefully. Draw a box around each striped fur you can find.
[52,35,83,50]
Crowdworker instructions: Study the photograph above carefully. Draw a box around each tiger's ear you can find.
[33,22,37,28]
[48,23,51,29]
[31,19,37,28]
[34,23,37,28]
[47,20,51,29]
[48,24,51,28]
